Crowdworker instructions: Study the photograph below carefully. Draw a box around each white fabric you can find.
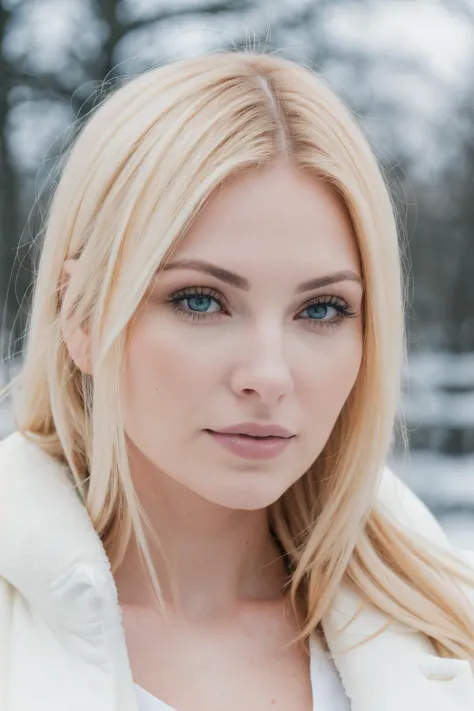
[133,635,351,711]
[134,684,174,711]
[0,431,474,711]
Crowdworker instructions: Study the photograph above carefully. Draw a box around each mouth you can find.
[206,430,295,442]
[206,422,295,439]
[204,430,294,460]
[208,431,286,439]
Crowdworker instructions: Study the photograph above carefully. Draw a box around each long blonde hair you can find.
[2,50,474,663]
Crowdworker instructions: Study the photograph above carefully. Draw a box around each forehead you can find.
[171,163,360,276]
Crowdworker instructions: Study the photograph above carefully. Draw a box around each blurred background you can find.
[0,0,473,546]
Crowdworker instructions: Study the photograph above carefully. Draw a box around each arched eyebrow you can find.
[160,259,364,293]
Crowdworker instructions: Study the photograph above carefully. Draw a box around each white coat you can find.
[0,431,473,711]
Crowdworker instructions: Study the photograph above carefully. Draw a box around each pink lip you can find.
[206,431,293,460]
[211,422,294,438]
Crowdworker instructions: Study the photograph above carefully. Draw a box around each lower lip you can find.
[206,431,293,460]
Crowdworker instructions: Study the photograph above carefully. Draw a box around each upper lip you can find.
[210,422,295,438]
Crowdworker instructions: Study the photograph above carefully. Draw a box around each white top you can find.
[134,634,351,710]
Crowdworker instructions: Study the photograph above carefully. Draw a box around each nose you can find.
[229,326,294,405]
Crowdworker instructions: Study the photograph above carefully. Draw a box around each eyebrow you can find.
[159,259,364,293]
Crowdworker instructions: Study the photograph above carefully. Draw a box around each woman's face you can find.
[121,162,364,509]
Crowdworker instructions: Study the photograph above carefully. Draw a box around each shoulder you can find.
[0,430,77,504]
[0,431,93,546]
[376,463,474,566]
[0,430,62,473]
[376,464,451,546]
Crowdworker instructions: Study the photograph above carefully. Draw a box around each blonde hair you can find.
[2,50,474,663]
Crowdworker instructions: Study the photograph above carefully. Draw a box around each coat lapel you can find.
[323,576,474,710]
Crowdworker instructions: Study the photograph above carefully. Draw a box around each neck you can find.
[113,447,289,621]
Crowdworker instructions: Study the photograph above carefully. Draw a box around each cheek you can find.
[292,335,362,475]
[121,314,211,435]
[303,333,362,423]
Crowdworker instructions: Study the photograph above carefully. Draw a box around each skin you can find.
[62,160,364,710]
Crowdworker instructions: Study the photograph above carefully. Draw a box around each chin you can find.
[205,480,288,511]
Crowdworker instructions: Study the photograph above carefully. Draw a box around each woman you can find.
[0,51,473,711]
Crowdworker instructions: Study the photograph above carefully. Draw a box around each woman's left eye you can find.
[297,297,357,328]
[166,287,357,328]
[300,303,339,321]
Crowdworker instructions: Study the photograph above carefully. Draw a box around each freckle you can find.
[271,699,275,705]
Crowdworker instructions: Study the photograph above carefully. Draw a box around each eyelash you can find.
[165,286,358,330]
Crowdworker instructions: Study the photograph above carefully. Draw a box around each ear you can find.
[60,258,93,375]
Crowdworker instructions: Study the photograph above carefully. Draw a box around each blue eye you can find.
[167,287,226,321]
[302,304,333,320]
[182,295,219,313]
[297,297,356,328]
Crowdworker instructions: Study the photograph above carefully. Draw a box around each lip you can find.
[206,431,293,460]
[210,422,295,438]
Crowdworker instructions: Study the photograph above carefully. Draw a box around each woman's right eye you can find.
[166,287,228,321]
